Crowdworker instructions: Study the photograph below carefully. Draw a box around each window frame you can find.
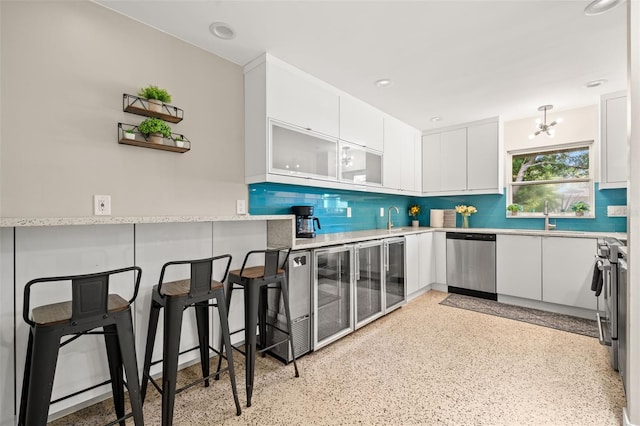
[507,140,595,218]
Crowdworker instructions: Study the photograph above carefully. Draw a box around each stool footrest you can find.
[50,378,112,405]
[257,338,290,354]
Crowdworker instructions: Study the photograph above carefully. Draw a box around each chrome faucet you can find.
[387,206,399,230]
[543,200,556,231]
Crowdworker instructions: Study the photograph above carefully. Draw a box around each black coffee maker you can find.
[292,206,321,238]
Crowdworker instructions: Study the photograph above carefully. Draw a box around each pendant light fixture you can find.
[528,105,563,139]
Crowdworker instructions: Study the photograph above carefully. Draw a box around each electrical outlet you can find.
[236,199,246,215]
[607,205,627,217]
[347,207,352,218]
[94,195,111,216]
[380,207,384,217]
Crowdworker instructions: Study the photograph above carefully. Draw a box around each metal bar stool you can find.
[141,255,241,425]
[18,266,144,426]
[216,248,299,407]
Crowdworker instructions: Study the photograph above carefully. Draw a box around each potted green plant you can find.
[507,203,523,216]
[124,128,136,140]
[138,117,172,145]
[138,85,171,113]
[571,201,590,217]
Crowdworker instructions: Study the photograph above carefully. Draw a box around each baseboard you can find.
[623,407,637,426]
[497,294,595,320]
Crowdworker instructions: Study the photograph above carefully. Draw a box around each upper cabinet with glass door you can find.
[338,142,382,186]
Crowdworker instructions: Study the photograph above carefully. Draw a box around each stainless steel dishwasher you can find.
[446,232,497,300]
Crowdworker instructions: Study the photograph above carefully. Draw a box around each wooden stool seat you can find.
[229,266,285,280]
[158,279,224,297]
[31,294,129,326]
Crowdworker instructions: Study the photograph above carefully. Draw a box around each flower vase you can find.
[412,220,419,228]
[462,215,469,229]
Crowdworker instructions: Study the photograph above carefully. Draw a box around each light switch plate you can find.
[347,207,352,218]
[380,207,384,217]
[236,199,246,215]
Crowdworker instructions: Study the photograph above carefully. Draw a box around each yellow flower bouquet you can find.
[408,204,421,218]
[455,205,477,228]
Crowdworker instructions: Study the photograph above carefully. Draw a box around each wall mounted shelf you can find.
[118,123,190,153]
[123,93,184,123]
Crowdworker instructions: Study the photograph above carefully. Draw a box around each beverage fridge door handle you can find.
[355,248,360,281]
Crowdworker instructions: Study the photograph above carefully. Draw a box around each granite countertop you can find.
[0,214,295,227]
[293,226,626,250]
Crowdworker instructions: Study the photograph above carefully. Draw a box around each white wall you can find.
[0,1,246,218]
[625,2,639,424]
[503,105,599,184]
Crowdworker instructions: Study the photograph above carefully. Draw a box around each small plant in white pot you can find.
[174,135,186,148]
[138,117,172,145]
[571,201,590,217]
[124,129,136,140]
[138,85,171,113]
[507,203,523,216]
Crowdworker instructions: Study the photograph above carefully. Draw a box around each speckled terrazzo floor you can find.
[50,291,625,426]
[440,293,599,338]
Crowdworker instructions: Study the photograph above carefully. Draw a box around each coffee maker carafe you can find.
[292,206,321,238]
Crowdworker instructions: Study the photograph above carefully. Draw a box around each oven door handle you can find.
[596,312,611,347]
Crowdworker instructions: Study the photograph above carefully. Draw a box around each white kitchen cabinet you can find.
[339,141,382,185]
[405,234,421,296]
[600,91,627,189]
[422,133,441,193]
[383,116,421,193]
[422,117,503,196]
[271,121,338,181]
[496,235,542,300]
[542,237,597,310]
[266,55,339,137]
[418,232,435,289]
[440,128,468,192]
[340,95,384,151]
[433,231,447,284]
[467,121,502,191]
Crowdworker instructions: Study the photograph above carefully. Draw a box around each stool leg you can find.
[215,288,242,416]
[141,297,162,402]
[22,327,61,426]
[104,324,125,426]
[215,283,234,380]
[115,311,144,425]
[279,276,299,377]
[194,301,210,387]
[258,286,268,356]
[18,328,35,426]
[245,282,260,407]
[162,298,184,426]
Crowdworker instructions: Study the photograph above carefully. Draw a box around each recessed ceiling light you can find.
[584,79,608,88]
[584,0,624,16]
[209,22,236,40]
[430,116,442,122]
[375,79,392,88]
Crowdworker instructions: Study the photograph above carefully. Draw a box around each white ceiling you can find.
[95,0,626,131]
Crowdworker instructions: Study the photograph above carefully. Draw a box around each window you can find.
[509,142,593,216]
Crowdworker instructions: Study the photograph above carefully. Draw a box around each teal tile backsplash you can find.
[249,182,627,233]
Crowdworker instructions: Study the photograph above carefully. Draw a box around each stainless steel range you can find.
[594,236,627,393]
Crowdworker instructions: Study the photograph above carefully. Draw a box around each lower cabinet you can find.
[313,238,406,350]
[496,235,542,300]
[313,245,354,350]
[355,241,384,329]
[542,237,597,310]
[496,235,597,310]
[406,233,434,297]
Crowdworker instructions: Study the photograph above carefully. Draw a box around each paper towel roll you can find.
[430,209,444,228]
